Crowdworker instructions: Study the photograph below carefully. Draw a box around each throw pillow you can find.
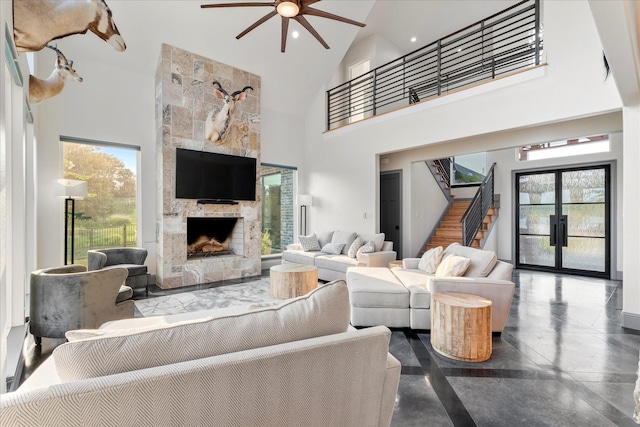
[358,233,385,252]
[53,280,350,382]
[347,237,365,258]
[356,241,375,259]
[435,255,471,277]
[331,231,357,255]
[299,234,321,251]
[418,246,444,274]
[321,242,345,255]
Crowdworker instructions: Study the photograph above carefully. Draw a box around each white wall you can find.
[305,0,621,246]
[34,55,156,271]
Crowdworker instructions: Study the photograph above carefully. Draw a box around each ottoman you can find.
[346,267,410,327]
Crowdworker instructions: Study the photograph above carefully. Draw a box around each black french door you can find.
[516,165,610,278]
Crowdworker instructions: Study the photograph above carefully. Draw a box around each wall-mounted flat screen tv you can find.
[175,148,257,201]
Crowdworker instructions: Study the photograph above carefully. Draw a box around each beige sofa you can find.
[282,230,397,281]
[347,243,515,332]
[1,280,401,427]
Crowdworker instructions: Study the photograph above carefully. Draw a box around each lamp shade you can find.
[299,194,312,206]
[55,179,88,199]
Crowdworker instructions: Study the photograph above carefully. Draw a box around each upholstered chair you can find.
[87,247,150,295]
[29,265,134,345]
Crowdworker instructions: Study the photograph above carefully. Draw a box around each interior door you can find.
[380,171,401,259]
[516,165,610,277]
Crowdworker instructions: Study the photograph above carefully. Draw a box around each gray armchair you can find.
[29,265,134,345]
[88,247,150,295]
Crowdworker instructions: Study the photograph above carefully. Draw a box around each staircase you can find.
[424,201,496,252]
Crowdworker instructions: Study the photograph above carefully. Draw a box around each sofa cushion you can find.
[407,286,431,309]
[347,267,409,308]
[52,280,350,382]
[315,255,359,273]
[417,246,443,274]
[356,241,375,258]
[347,267,409,309]
[331,231,357,255]
[315,231,334,248]
[282,250,322,265]
[435,255,471,277]
[348,237,365,258]
[299,234,321,251]
[358,233,385,252]
[321,242,345,255]
[391,268,430,288]
[442,242,497,277]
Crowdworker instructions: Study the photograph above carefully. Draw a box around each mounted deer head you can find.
[13,0,126,52]
[28,44,83,104]
[205,81,253,143]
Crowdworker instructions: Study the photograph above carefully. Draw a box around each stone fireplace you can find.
[155,44,261,288]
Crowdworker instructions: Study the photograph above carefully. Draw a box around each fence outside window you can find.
[70,225,137,264]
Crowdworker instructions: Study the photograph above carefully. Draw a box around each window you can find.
[518,135,610,162]
[62,139,139,265]
[451,153,487,186]
[260,164,295,256]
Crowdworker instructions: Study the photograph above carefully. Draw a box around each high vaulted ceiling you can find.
[40,0,520,117]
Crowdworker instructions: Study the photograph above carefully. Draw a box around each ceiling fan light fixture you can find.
[277,1,299,17]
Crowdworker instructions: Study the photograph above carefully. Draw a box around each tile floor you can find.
[389,270,639,426]
[16,269,640,426]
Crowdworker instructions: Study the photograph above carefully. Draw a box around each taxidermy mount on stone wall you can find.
[205,81,253,143]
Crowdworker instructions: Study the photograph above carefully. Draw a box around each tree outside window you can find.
[62,141,138,265]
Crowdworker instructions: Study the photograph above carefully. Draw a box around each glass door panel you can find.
[560,168,607,272]
[516,166,609,277]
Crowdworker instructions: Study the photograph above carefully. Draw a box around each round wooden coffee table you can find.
[270,264,318,299]
[431,292,492,362]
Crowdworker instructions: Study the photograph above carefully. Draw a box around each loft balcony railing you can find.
[327,0,542,130]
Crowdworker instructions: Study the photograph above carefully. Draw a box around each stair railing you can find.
[432,158,452,190]
[461,162,496,246]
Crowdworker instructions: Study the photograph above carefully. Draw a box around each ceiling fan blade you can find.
[281,16,289,53]
[294,15,329,49]
[201,2,276,8]
[236,10,278,39]
[301,7,366,27]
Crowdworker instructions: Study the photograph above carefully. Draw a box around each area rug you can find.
[134,278,278,317]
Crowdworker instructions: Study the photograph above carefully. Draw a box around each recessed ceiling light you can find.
[292,31,299,39]
[410,37,417,43]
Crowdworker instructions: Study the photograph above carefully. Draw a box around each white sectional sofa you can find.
[282,230,397,281]
[1,281,401,427]
[347,243,515,332]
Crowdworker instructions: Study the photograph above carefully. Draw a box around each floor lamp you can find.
[299,194,312,236]
[56,179,88,265]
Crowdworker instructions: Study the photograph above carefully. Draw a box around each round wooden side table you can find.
[270,264,318,299]
[431,292,492,362]
[388,260,403,269]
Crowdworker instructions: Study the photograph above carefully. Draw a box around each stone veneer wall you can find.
[155,43,261,288]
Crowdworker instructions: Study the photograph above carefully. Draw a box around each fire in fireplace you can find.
[187,217,241,259]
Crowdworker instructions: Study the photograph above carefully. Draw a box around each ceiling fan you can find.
[200,0,366,53]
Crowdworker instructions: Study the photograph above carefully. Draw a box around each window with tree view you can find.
[62,140,138,265]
